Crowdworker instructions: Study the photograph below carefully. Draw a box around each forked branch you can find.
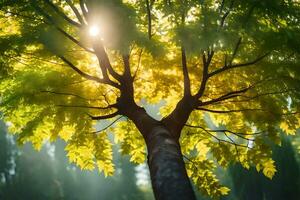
[195,50,214,98]
[93,42,123,82]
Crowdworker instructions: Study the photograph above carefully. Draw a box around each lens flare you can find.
[89,26,100,37]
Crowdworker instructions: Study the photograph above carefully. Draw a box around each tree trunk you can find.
[144,125,196,200]
[121,103,196,200]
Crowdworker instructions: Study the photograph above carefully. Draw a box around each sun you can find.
[89,25,100,37]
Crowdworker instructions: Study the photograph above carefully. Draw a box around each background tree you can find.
[0,0,300,199]
[0,122,152,200]
[227,135,300,200]
[0,121,15,199]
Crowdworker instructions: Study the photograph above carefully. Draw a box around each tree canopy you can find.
[0,0,300,198]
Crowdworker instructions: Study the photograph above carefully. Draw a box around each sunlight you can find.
[89,25,100,37]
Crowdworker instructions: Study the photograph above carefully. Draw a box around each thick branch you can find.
[163,50,216,139]
[93,42,123,82]
[162,96,199,140]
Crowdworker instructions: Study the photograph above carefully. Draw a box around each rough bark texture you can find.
[121,103,196,200]
[145,125,196,200]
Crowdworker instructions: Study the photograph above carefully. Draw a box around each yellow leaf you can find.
[280,121,296,135]
[219,187,230,195]
[59,125,75,141]
[262,159,277,179]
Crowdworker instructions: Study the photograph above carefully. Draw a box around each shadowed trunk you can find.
[124,105,196,200]
[145,125,196,200]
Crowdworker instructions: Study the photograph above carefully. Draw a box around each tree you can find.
[0,121,15,199]
[0,0,300,199]
[0,125,62,200]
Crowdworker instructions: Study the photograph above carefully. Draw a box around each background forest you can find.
[1,119,300,200]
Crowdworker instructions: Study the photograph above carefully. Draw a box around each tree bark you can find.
[145,125,196,200]
[123,106,196,200]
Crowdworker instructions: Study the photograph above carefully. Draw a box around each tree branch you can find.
[219,0,226,13]
[133,49,143,79]
[55,104,116,110]
[185,124,262,136]
[229,37,242,66]
[57,55,105,84]
[79,0,88,21]
[199,85,253,106]
[40,90,102,101]
[33,4,94,53]
[196,107,263,113]
[43,0,82,28]
[122,54,132,80]
[87,112,119,120]
[195,51,214,98]
[145,0,152,39]
[220,0,235,27]
[93,41,123,82]
[216,89,298,104]
[55,26,94,53]
[65,0,86,25]
[92,116,125,134]
[181,47,191,96]
[186,126,251,148]
[209,52,270,77]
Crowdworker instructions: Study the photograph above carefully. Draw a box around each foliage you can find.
[0,0,300,198]
[0,126,152,200]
